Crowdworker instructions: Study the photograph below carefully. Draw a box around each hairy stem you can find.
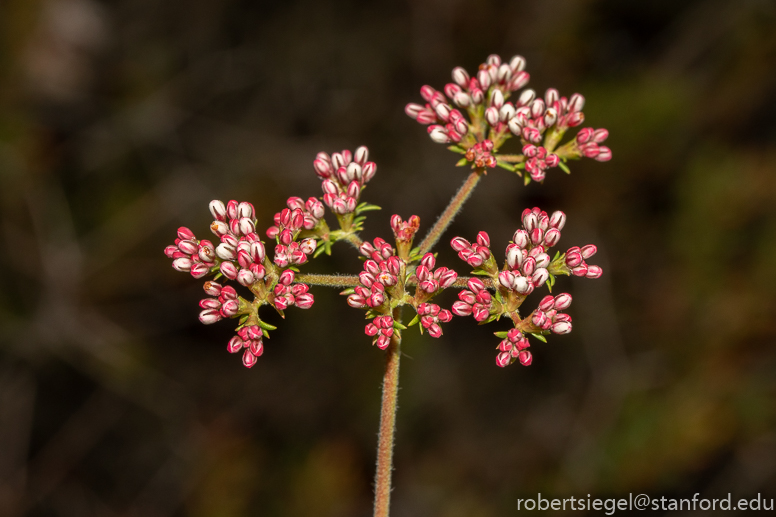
[417,170,483,256]
[295,273,493,289]
[343,232,364,250]
[373,307,402,517]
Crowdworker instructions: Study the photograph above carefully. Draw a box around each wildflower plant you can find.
[165,54,610,516]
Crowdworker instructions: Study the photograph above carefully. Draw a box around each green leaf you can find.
[558,160,570,174]
[258,320,278,331]
[355,203,382,215]
[496,161,515,172]
[393,321,408,330]
[471,269,492,276]
[552,250,560,261]
[493,331,509,339]
[523,174,531,186]
[353,216,366,225]
[238,315,249,325]
[530,332,547,343]
[447,145,466,154]
[288,266,300,272]
[340,288,355,296]
[456,157,469,167]
[407,314,420,327]
[313,246,326,258]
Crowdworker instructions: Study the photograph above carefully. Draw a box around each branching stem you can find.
[417,170,483,256]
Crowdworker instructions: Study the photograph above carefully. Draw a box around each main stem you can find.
[417,170,483,256]
[373,307,402,517]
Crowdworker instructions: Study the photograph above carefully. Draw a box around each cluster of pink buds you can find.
[406,54,529,145]
[565,245,602,278]
[390,214,420,258]
[573,128,612,162]
[496,329,532,367]
[505,88,585,141]
[522,144,560,182]
[267,197,325,237]
[464,140,497,169]
[359,237,395,262]
[416,303,452,338]
[314,146,376,215]
[450,207,603,366]
[452,278,493,322]
[365,315,395,349]
[227,325,264,368]
[272,269,314,311]
[348,256,402,309]
[273,237,317,268]
[198,282,240,324]
[414,253,457,296]
[451,232,492,268]
[531,293,573,335]
[205,200,268,287]
[165,227,217,279]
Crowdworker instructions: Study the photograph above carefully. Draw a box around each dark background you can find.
[1,0,776,515]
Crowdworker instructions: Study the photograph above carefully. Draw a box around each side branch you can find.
[297,273,493,289]
[417,170,483,256]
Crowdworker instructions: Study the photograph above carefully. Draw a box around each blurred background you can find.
[1,0,776,515]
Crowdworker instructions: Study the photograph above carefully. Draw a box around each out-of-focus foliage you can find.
[1,0,775,515]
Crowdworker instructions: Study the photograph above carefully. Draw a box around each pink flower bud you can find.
[496,351,511,367]
[472,305,490,322]
[593,128,609,142]
[368,291,385,307]
[508,71,530,91]
[279,269,295,285]
[376,335,391,350]
[539,295,555,311]
[203,281,222,296]
[191,263,210,279]
[296,293,314,309]
[249,340,264,357]
[586,265,602,278]
[580,244,597,259]
[348,294,366,308]
[172,257,192,272]
[242,350,258,368]
[522,256,536,276]
[513,276,532,294]
[221,299,239,317]
[476,231,490,247]
[199,309,222,325]
[552,321,572,334]
[428,125,450,144]
[451,237,470,252]
[226,200,239,220]
[532,311,547,327]
[237,268,255,286]
[498,271,515,289]
[209,200,227,221]
[576,128,594,144]
[571,265,588,277]
[237,202,254,219]
[530,228,543,245]
[568,93,585,112]
[532,268,549,287]
[227,336,243,353]
[452,301,472,316]
[437,269,457,289]
[565,251,583,268]
[518,350,532,366]
[567,111,585,127]
[506,244,523,269]
[595,146,612,162]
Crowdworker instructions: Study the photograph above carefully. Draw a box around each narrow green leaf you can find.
[493,331,509,339]
[456,157,469,167]
[530,332,547,343]
[258,320,278,331]
[407,314,420,327]
[313,245,327,258]
[393,321,408,330]
[447,145,466,154]
[355,203,382,215]
[340,288,355,296]
[558,160,570,174]
[496,161,514,171]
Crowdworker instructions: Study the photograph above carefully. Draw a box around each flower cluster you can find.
[314,147,376,215]
[450,207,602,367]
[164,226,217,279]
[405,54,611,182]
[165,197,321,368]
[496,328,532,367]
[416,303,452,338]
[365,315,395,350]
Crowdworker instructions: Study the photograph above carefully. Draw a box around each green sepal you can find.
[496,161,515,172]
[258,319,278,331]
[213,272,223,280]
[493,331,509,339]
[530,332,547,343]
[552,250,560,261]
[353,216,366,226]
[448,145,466,154]
[479,314,498,325]
[470,269,492,277]
[273,307,286,319]
[494,290,504,304]
[340,288,355,296]
[355,203,382,215]
[407,314,420,327]
[313,245,328,258]
[558,160,571,174]
[324,240,332,255]
[238,315,249,325]
[523,174,531,186]
[393,321,408,330]
[547,273,556,292]
[456,157,469,167]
